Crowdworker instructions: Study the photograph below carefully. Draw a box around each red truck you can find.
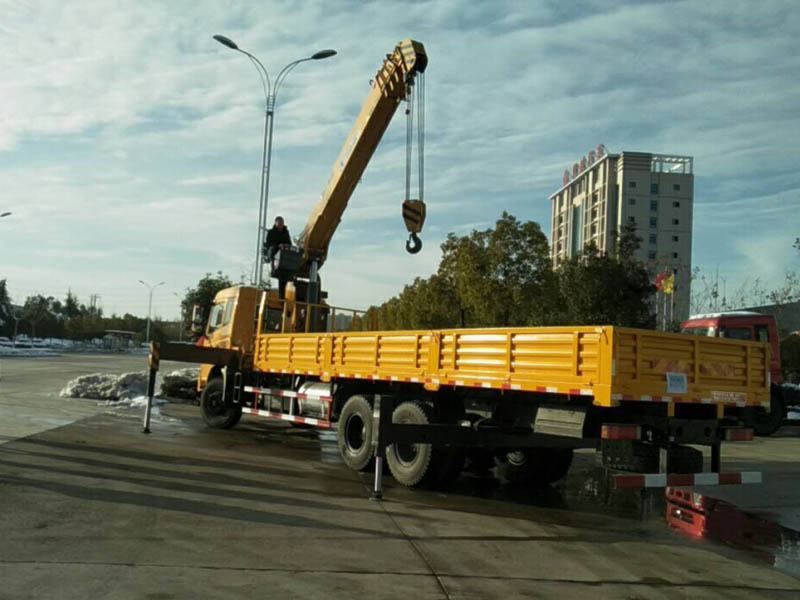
[681,311,800,435]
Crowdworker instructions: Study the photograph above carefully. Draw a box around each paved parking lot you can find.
[1,355,799,599]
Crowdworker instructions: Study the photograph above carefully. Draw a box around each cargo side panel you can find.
[612,328,769,406]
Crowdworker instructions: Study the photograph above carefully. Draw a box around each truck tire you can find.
[496,448,574,486]
[753,390,786,437]
[200,377,242,429]
[337,395,374,472]
[385,401,440,487]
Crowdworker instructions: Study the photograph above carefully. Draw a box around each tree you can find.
[22,295,55,339]
[437,212,557,327]
[554,223,655,328]
[63,290,80,319]
[0,279,11,335]
[365,213,557,330]
[180,272,233,334]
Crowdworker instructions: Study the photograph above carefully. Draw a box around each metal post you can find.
[143,367,157,434]
[139,280,164,345]
[710,442,721,473]
[371,394,392,500]
[143,342,160,433]
[146,290,153,344]
[255,100,275,288]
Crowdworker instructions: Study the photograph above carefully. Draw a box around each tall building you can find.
[549,147,694,324]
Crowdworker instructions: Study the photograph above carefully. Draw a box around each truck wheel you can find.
[385,401,440,487]
[496,448,573,486]
[337,395,374,472]
[753,391,786,437]
[200,377,242,429]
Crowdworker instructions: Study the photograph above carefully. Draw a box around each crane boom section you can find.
[296,39,427,275]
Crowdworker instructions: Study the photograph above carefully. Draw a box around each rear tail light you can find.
[724,428,754,441]
[601,424,641,440]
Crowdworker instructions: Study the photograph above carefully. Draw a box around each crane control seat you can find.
[270,247,302,278]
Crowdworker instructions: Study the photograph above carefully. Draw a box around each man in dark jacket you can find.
[264,216,292,297]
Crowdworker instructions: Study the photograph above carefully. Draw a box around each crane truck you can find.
[146,39,768,495]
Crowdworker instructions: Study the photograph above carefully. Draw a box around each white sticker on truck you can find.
[666,372,688,395]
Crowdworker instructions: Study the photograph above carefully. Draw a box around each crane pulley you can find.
[402,70,426,254]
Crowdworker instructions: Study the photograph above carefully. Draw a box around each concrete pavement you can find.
[0,355,798,598]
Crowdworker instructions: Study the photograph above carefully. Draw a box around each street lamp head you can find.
[213,34,239,50]
[0,212,10,218]
[311,49,337,60]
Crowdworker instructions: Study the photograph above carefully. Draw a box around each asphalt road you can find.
[0,354,798,599]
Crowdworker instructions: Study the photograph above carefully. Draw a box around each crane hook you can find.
[406,232,422,254]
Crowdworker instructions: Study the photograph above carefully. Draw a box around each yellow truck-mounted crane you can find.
[273,38,428,309]
[145,39,768,498]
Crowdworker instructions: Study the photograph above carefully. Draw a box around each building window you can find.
[628,216,636,224]
[673,184,680,191]
[672,235,679,242]
[649,217,657,228]
[650,199,658,211]
[649,234,657,245]
[629,198,636,206]
[672,218,679,225]
[648,251,656,260]
[672,252,679,259]
[673,201,680,208]
[592,193,598,205]
[651,183,659,194]
[629,181,637,189]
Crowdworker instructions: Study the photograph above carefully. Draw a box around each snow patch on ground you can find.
[0,347,60,357]
[99,395,166,408]
[60,372,148,401]
[60,368,199,404]
[789,410,800,420]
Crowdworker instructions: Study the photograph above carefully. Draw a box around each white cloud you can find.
[1,0,799,316]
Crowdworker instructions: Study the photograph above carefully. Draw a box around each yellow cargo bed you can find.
[253,326,770,409]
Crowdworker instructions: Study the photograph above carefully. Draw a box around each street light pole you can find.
[139,280,165,345]
[213,35,336,288]
[173,292,183,342]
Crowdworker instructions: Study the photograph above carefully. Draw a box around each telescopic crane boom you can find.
[295,39,428,278]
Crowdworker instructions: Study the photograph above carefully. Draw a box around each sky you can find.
[1,0,798,320]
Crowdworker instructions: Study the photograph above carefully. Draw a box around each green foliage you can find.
[180,271,234,333]
[554,223,656,328]
[0,279,11,332]
[22,295,56,339]
[366,215,655,331]
[439,212,556,326]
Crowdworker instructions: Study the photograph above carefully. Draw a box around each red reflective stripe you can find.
[614,475,645,490]
[718,473,741,485]
[666,474,695,487]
